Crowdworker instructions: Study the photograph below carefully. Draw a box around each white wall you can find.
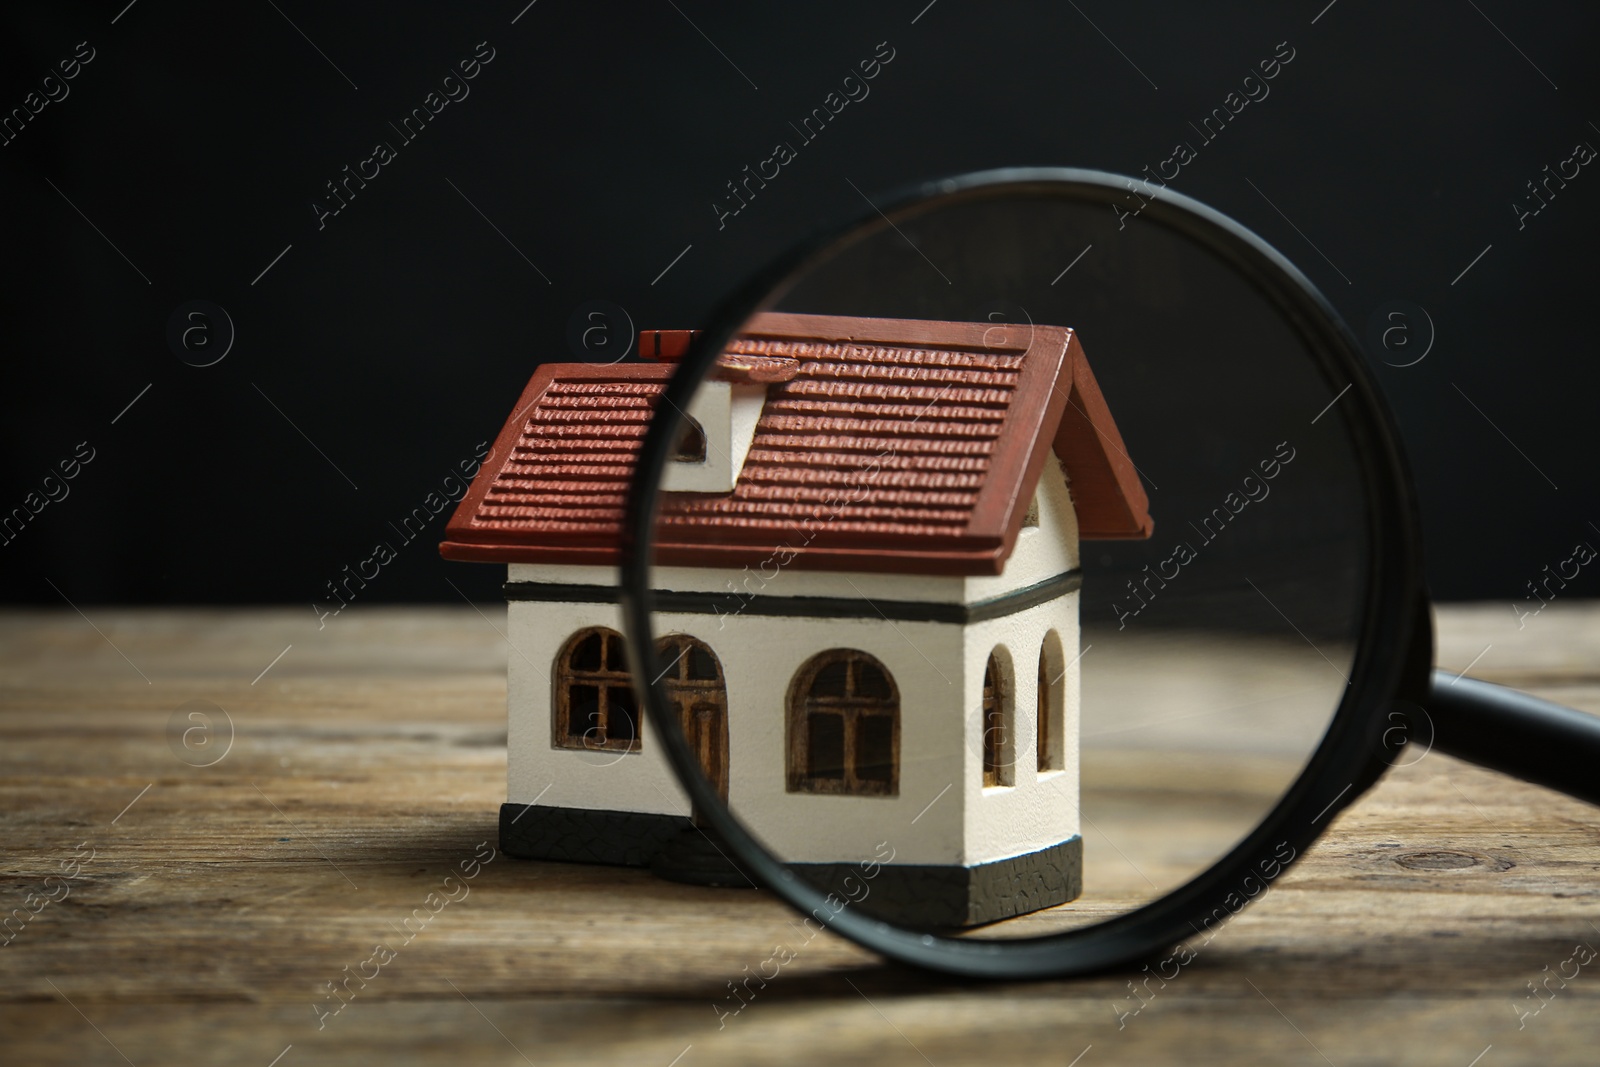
[660,610,968,866]
[507,596,968,864]
[960,450,1084,865]
[958,593,1082,866]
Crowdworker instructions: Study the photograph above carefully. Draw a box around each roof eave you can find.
[1051,335,1155,541]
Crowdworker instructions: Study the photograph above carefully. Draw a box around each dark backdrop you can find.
[2,0,1596,613]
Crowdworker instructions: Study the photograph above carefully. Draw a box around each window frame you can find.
[552,626,641,753]
[786,649,901,797]
[982,648,1016,787]
[1037,630,1066,773]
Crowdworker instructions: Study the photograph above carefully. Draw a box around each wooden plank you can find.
[1,605,1597,1065]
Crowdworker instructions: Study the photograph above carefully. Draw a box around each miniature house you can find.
[441,312,1151,926]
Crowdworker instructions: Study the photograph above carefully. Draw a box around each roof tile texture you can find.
[442,312,1150,574]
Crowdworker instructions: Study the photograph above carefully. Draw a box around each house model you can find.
[441,312,1152,926]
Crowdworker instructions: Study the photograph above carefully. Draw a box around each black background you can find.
[2,0,1596,612]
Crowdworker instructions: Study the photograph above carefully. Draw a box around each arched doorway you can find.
[655,634,729,810]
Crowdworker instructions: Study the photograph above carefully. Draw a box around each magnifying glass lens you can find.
[591,188,1368,937]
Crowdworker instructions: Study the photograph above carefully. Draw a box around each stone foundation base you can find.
[499,802,1083,927]
[499,803,690,867]
[791,836,1083,927]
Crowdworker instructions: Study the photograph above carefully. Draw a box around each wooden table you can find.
[2,604,1597,1066]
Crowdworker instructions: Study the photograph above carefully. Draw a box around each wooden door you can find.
[681,700,728,805]
[655,636,729,811]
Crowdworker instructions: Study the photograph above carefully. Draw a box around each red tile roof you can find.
[440,312,1151,575]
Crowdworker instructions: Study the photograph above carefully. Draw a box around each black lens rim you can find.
[619,167,1426,979]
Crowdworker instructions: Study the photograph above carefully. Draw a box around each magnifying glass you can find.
[461,169,1600,979]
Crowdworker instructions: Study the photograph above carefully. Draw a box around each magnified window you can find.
[672,416,707,463]
[656,634,728,804]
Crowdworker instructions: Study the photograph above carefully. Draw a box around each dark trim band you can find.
[503,568,1082,624]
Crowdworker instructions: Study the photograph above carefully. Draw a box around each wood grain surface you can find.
[1,603,1597,1066]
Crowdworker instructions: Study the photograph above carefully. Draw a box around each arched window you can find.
[1037,631,1065,773]
[787,650,899,796]
[553,627,638,752]
[982,649,1014,787]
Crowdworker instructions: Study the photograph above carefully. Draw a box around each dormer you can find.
[639,329,796,495]
[662,378,767,492]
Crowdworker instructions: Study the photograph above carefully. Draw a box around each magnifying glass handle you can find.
[1429,670,1600,807]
